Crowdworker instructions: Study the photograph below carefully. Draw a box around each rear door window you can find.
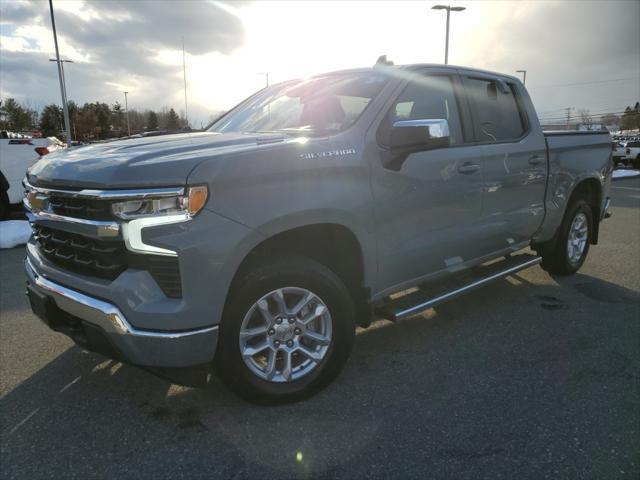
[464,77,526,142]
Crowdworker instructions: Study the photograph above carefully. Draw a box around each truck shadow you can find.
[2,270,638,477]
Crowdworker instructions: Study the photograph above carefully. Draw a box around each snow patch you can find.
[0,220,31,249]
[613,169,640,179]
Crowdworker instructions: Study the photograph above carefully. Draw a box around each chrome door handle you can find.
[457,163,480,174]
[528,155,545,165]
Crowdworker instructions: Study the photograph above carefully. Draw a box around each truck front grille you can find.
[48,196,114,221]
[33,225,127,280]
[33,225,182,298]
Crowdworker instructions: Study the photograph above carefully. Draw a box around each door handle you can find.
[528,155,545,165]
[457,163,480,174]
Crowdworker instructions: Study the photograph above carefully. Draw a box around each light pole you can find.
[431,5,466,65]
[123,91,131,136]
[516,70,527,85]
[49,58,77,140]
[48,58,73,95]
[49,58,75,141]
[48,0,72,146]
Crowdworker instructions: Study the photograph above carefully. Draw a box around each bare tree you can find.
[578,109,593,129]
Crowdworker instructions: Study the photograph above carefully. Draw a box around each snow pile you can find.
[0,221,31,249]
[613,169,640,179]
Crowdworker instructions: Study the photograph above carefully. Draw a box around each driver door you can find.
[369,70,486,293]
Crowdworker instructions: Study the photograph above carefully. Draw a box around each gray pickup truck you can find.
[24,64,612,402]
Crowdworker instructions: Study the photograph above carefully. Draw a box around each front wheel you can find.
[539,198,593,275]
[214,256,355,404]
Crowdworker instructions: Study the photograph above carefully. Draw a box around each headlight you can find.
[111,185,208,220]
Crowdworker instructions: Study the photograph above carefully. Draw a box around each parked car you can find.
[0,133,64,217]
[613,141,628,166]
[623,141,640,168]
[23,65,613,402]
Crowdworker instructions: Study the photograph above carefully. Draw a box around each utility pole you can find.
[431,5,466,65]
[48,0,72,146]
[516,69,527,85]
[123,91,131,136]
[182,36,188,129]
[565,107,574,130]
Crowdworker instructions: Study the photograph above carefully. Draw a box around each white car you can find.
[613,141,628,166]
[0,133,64,217]
[623,141,640,169]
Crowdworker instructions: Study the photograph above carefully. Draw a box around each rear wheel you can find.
[539,198,593,275]
[214,256,355,404]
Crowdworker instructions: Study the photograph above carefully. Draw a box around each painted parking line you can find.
[59,376,81,393]
[6,408,40,436]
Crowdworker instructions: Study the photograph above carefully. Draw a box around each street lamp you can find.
[431,4,466,65]
[123,91,131,137]
[49,58,74,140]
[48,0,72,146]
[48,58,73,94]
[516,70,527,85]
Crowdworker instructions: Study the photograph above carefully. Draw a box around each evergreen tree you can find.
[166,108,180,130]
[0,98,34,130]
[147,110,159,131]
[39,104,63,137]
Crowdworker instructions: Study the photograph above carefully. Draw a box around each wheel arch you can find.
[567,176,602,244]
[227,221,371,325]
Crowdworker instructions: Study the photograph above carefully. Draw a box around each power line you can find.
[528,76,639,89]
[538,109,635,121]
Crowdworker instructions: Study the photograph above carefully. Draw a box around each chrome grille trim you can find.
[23,179,184,200]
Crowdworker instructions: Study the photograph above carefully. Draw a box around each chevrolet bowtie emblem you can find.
[28,191,48,211]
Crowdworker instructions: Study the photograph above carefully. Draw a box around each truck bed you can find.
[536,129,613,243]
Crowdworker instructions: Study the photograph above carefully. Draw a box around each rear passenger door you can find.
[461,74,547,252]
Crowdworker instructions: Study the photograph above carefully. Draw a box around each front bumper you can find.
[25,256,218,368]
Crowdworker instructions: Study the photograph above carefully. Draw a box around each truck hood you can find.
[27,131,296,189]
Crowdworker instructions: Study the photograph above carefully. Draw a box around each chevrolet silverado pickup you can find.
[23,64,613,402]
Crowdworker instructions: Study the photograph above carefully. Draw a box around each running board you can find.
[375,254,542,322]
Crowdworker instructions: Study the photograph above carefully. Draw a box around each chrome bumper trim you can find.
[26,256,216,340]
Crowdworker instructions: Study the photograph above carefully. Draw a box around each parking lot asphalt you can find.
[1,178,639,480]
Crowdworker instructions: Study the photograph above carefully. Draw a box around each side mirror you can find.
[389,119,450,150]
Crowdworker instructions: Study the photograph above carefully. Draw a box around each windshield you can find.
[208,71,389,136]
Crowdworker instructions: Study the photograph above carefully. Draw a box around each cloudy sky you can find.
[1,0,638,127]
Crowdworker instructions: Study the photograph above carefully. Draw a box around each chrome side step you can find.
[376,254,542,321]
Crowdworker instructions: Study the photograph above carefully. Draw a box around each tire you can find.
[633,155,640,170]
[214,255,355,404]
[539,198,593,275]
